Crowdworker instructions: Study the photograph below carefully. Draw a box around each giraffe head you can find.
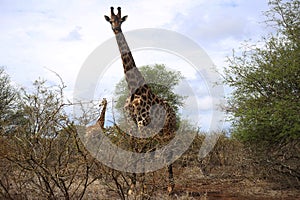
[99,98,107,107]
[105,7,128,33]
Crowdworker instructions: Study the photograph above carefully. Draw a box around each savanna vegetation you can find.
[224,0,300,191]
[1,0,299,199]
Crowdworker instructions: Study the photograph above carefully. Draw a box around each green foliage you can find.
[0,68,16,113]
[224,0,300,145]
[114,64,185,121]
[0,67,19,133]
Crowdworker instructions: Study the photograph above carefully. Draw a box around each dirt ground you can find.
[172,167,300,200]
[84,166,300,200]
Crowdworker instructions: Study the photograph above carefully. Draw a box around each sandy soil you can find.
[84,166,300,199]
[172,167,300,200]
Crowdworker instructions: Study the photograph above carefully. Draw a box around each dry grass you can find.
[1,133,299,199]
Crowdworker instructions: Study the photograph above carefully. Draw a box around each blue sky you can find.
[0,0,271,131]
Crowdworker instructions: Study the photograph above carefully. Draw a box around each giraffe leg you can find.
[167,164,174,194]
[166,142,175,194]
[128,173,136,195]
[141,172,146,195]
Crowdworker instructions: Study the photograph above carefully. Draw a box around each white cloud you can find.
[0,0,269,85]
[61,26,82,41]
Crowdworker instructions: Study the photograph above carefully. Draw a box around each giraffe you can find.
[85,98,108,140]
[105,7,177,194]
[96,98,108,132]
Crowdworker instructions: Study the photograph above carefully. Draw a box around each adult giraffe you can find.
[105,7,177,194]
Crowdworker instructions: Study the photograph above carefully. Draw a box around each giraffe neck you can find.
[97,103,107,130]
[114,31,146,94]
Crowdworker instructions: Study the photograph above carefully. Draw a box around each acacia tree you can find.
[224,0,299,145]
[224,0,300,186]
[0,67,19,134]
[0,77,99,199]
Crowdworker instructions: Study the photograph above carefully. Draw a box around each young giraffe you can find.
[85,98,108,140]
[97,98,108,132]
[105,7,177,194]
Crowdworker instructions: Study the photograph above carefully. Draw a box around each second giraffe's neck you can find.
[98,103,107,130]
[115,31,146,94]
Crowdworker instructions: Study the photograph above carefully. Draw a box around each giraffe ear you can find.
[121,15,128,22]
[104,15,110,22]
